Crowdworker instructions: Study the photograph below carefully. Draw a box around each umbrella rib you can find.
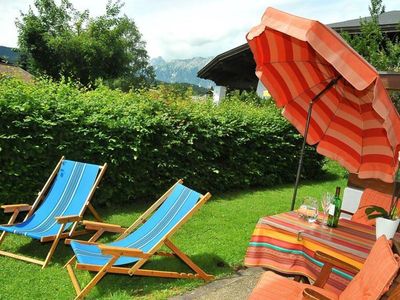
[284,77,338,109]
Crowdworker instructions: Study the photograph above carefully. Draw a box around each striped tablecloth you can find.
[244,211,381,294]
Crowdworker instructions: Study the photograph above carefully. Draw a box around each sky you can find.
[1,0,400,61]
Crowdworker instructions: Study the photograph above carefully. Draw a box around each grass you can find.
[0,163,347,299]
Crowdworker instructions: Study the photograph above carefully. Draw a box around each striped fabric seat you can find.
[71,183,201,266]
[0,160,100,239]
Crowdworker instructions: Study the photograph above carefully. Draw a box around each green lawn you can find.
[0,167,346,299]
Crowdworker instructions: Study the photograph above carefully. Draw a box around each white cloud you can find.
[0,0,399,59]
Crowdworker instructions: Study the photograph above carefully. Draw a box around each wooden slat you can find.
[77,263,130,274]
[347,173,394,195]
[40,230,89,242]
[87,203,103,222]
[134,268,199,279]
[1,204,31,213]
[380,72,400,91]
[55,215,81,223]
[315,251,360,274]
[117,179,184,240]
[65,239,98,246]
[0,250,44,266]
[42,223,66,268]
[83,220,123,233]
[25,156,65,220]
[303,288,332,300]
[76,263,203,279]
[165,239,214,281]
[66,264,82,295]
[0,209,21,245]
[78,163,107,218]
[98,245,149,258]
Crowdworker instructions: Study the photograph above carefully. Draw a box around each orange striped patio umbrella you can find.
[246,7,400,209]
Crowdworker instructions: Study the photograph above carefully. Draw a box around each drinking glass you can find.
[298,197,318,223]
[321,192,333,226]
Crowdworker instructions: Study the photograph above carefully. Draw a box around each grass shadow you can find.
[82,253,230,299]
[0,234,76,266]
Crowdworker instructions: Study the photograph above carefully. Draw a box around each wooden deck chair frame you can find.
[65,179,214,300]
[0,156,107,268]
[301,239,400,300]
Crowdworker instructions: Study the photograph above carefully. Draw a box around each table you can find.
[244,211,379,294]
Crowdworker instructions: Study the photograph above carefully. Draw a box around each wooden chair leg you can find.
[87,203,103,222]
[66,262,82,295]
[0,209,21,245]
[164,239,214,281]
[74,256,118,300]
[0,231,8,246]
[88,229,105,243]
[63,227,103,268]
[313,263,333,288]
[42,223,66,268]
[64,255,77,268]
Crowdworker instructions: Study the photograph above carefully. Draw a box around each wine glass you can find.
[321,192,333,227]
[299,197,318,223]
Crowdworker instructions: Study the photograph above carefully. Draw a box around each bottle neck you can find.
[335,187,341,198]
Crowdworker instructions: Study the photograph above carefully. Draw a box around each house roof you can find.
[329,10,400,34]
[198,10,400,90]
[0,62,33,82]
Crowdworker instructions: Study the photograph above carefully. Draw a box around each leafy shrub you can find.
[0,77,324,220]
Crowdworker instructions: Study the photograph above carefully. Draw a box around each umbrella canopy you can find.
[247,7,400,187]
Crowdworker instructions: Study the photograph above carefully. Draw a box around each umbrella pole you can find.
[290,76,341,211]
[291,102,314,210]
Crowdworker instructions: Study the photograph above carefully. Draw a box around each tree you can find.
[341,0,400,109]
[16,0,155,89]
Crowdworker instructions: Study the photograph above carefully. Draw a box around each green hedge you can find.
[0,77,324,219]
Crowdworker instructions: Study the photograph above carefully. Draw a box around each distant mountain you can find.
[151,57,215,89]
[0,46,19,64]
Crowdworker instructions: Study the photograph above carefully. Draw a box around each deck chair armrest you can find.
[98,245,149,258]
[313,251,360,288]
[315,251,360,273]
[82,220,125,233]
[1,204,32,213]
[55,215,82,224]
[303,288,333,300]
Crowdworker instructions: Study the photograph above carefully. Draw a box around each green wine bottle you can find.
[327,187,342,228]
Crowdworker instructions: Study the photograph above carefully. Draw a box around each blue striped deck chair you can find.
[65,180,214,300]
[0,156,107,268]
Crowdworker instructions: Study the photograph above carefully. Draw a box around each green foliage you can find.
[224,90,274,107]
[0,77,324,215]
[154,81,211,96]
[341,0,400,110]
[365,205,391,219]
[16,0,154,89]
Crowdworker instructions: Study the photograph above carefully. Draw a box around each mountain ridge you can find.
[0,46,19,64]
[0,45,215,89]
[150,56,214,89]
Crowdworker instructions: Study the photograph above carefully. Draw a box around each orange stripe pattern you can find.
[244,211,400,293]
[247,7,400,183]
